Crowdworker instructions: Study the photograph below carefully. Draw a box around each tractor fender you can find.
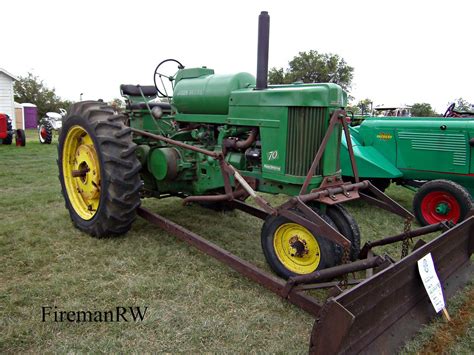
[341,132,403,179]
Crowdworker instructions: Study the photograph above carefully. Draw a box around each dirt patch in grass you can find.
[420,288,474,354]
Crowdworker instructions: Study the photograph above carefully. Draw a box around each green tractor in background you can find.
[341,102,474,225]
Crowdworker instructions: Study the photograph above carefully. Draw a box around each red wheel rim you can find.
[40,127,47,139]
[421,191,461,224]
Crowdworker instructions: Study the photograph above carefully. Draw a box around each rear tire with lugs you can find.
[58,101,141,237]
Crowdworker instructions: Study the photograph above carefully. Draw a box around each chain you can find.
[341,246,351,288]
[401,217,413,258]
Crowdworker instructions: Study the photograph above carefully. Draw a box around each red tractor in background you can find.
[0,113,26,146]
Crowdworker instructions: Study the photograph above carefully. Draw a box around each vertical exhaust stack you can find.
[256,11,270,90]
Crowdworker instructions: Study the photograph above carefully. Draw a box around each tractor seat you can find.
[128,102,172,111]
[120,84,158,97]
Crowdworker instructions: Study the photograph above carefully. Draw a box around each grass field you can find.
[0,130,472,353]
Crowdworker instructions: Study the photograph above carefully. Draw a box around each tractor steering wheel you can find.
[443,103,457,117]
[153,59,184,98]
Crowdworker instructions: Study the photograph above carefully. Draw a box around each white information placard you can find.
[417,253,445,313]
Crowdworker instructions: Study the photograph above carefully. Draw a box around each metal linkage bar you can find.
[183,189,248,204]
[282,256,387,297]
[225,200,269,220]
[296,279,362,291]
[359,221,451,259]
[131,128,221,158]
[359,181,414,219]
[340,111,360,183]
[137,206,322,317]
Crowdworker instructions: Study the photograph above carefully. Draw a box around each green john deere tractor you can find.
[58,16,360,279]
[341,105,474,226]
[57,12,473,353]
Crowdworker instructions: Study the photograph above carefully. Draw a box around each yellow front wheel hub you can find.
[62,125,101,220]
[273,223,321,274]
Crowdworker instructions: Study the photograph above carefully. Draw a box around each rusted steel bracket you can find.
[226,164,276,214]
[359,181,414,219]
[279,197,351,249]
[224,199,269,220]
[298,181,368,204]
[307,176,361,204]
[300,110,346,194]
[340,111,360,183]
[299,109,361,195]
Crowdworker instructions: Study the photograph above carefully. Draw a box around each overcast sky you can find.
[2,0,473,113]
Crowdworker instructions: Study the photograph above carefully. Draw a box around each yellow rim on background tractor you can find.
[273,223,321,274]
[62,125,101,220]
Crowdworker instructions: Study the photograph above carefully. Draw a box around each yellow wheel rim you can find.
[273,223,321,274]
[62,125,101,220]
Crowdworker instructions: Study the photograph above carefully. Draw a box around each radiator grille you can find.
[286,107,327,176]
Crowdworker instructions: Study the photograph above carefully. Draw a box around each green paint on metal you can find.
[341,116,474,196]
[148,147,180,181]
[174,72,256,115]
[435,202,449,215]
[341,131,402,179]
[123,65,348,199]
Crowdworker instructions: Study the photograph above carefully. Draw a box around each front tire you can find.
[39,121,53,144]
[261,209,339,279]
[58,101,141,237]
[413,179,473,225]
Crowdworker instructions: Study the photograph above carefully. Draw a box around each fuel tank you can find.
[173,68,255,115]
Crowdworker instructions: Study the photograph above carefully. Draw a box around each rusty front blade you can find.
[309,216,474,354]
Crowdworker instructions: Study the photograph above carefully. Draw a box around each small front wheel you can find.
[413,179,473,225]
[261,210,338,279]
